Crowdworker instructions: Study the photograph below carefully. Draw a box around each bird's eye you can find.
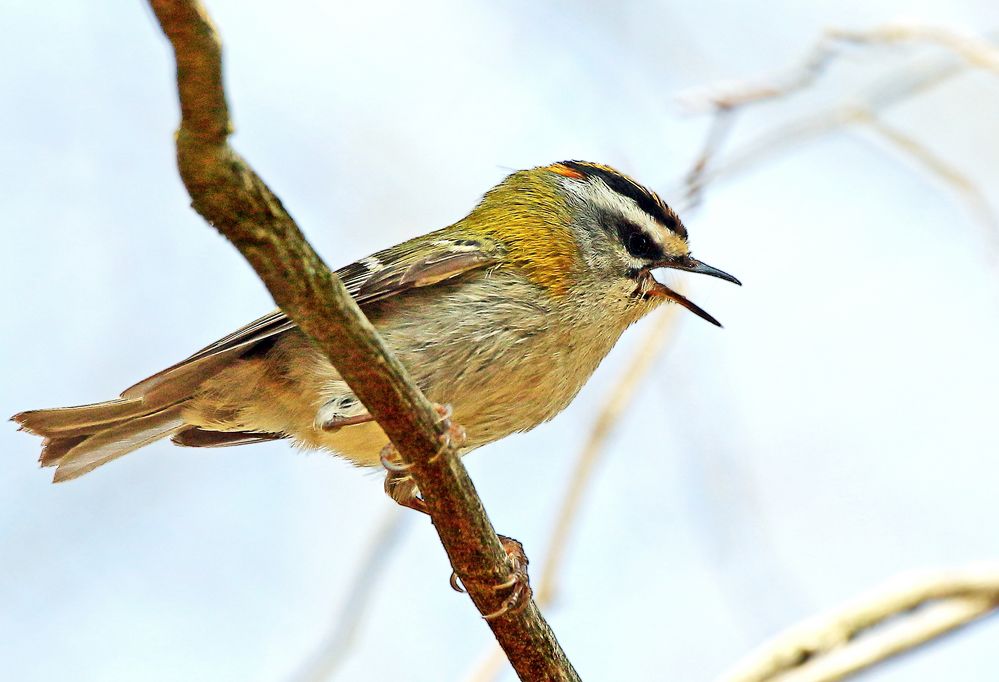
[626,231,655,259]
[613,218,661,260]
[627,232,651,256]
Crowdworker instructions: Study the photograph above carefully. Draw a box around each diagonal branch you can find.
[145,2,579,679]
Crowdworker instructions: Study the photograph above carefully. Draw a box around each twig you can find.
[682,108,737,210]
[717,565,999,682]
[145,2,579,679]
[679,25,999,114]
[681,106,859,204]
[680,47,982,205]
[855,114,999,249]
[677,34,846,113]
[680,56,999,250]
[290,508,408,682]
[829,25,999,75]
[675,27,997,206]
[776,597,996,682]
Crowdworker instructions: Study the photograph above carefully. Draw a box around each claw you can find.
[433,403,454,423]
[491,574,519,591]
[427,403,466,464]
[450,572,465,593]
[483,580,531,620]
[379,443,413,473]
[383,468,427,514]
[481,535,532,620]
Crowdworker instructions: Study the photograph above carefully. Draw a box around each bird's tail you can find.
[14,400,188,482]
[11,346,244,482]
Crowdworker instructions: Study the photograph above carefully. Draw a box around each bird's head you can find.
[549,160,740,326]
[467,160,740,326]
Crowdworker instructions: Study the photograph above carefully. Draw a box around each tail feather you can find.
[14,398,148,438]
[50,404,188,483]
[13,325,290,481]
[122,354,239,405]
[172,427,284,448]
[39,435,88,466]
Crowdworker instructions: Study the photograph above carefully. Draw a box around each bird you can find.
[12,161,740,485]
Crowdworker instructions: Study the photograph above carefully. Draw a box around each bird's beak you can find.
[642,257,741,327]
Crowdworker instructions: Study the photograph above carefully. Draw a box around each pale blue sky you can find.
[2,2,998,681]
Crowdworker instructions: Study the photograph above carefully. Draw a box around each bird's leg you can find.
[379,404,530,617]
[320,412,375,431]
[379,402,465,513]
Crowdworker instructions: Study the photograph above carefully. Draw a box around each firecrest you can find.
[14,160,740,483]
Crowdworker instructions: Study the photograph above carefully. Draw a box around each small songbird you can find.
[13,161,739,484]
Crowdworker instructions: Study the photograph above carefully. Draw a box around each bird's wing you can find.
[122,235,501,397]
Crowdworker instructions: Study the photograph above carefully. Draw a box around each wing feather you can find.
[126,235,500,397]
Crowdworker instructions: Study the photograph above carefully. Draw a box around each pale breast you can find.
[377,271,626,443]
[246,269,635,466]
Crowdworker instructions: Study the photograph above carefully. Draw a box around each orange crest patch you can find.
[549,163,586,180]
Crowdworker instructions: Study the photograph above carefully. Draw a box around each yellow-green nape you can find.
[462,168,582,298]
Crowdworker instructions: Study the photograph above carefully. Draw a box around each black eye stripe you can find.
[616,219,662,260]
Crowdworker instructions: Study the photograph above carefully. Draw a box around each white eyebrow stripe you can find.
[568,177,667,248]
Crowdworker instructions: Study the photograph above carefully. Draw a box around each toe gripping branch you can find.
[380,403,465,513]
[449,536,533,620]
[380,403,532,620]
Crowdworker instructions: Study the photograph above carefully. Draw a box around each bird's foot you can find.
[428,403,466,463]
[380,402,465,512]
[381,448,426,513]
[380,402,529,618]
[451,534,533,620]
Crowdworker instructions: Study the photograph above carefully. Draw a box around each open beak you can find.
[642,257,741,327]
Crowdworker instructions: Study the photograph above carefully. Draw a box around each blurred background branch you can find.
[679,24,999,242]
[719,565,999,682]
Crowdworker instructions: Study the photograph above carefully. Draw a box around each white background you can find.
[2,1,998,680]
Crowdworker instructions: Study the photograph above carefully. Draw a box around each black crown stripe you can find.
[559,161,687,239]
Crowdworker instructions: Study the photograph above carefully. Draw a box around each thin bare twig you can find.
[718,565,999,682]
[677,35,846,113]
[855,114,999,251]
[676,26,998,215]
[683,108,737,210]
[146,2,579,679]
[829,25,999,75]
[679,25,999,114]
[681,42,993,216]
